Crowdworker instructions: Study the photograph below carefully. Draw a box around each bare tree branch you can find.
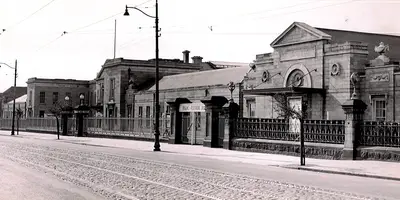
[272,93,310,120]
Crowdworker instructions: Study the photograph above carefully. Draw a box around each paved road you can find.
[0,153,103,200]
[0,135,399,200]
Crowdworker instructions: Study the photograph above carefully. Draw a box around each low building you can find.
[0,86,27,118]
[242,22,400,121]
[26,78,91,118]
[132,66,250,144]
[2,94,27,118]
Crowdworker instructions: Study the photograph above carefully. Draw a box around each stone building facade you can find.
[26,78,91,118]
[243,22,400,121]
[94,51,216,118]
[131,66,249,144]
[24,50,229,118]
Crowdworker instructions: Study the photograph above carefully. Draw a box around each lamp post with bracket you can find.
[0,60,17,136]
[124,1,161,151]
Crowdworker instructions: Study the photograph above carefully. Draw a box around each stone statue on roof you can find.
[372,42,390,64]
[374,42,389,55]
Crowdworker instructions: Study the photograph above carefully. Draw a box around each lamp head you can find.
[124,5,130,16]
[79,94,84,100]
[64,96,70,101]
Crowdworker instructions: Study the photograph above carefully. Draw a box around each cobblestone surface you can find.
[0,141,389,200]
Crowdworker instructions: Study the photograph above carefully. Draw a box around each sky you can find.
[0,0,400,92]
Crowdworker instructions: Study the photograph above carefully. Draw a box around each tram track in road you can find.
[0,141,391,200]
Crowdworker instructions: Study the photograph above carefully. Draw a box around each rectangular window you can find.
[247,99,256,118]
[146,106,151,128]
[39,92,45,104]
[90,92,93,105]
[109,78,115,100]
[39,110,45,118]
[28,91,32,106]
[195,112,201,131]
[138,106,143,128]
[166,105,171,115]
[52,92,59,104]
[101,83,104,101]
[373,97,386,121]
[127,105,132,118]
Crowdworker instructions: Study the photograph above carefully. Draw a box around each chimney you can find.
[182,50,190,63]
[191,56,203,64]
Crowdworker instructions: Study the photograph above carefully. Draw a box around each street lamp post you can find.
[0,60,17,136]
[227,81,236,102]
[124,1,161,151]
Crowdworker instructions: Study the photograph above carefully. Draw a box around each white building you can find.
[2,94,27,118]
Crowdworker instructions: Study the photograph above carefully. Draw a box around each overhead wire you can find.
[6,0,59,32]
[32,0,154,52]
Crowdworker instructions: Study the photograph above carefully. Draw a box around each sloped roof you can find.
[316,28,400,60]
[270,22,332,47]
[208,61,249,68]
[0,86,27,103]
[6,94,27,104]
[149,67,249,91]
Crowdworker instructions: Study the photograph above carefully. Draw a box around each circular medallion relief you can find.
[261,70,270,82]
[331,63,341,76]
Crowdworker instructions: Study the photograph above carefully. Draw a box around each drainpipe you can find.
[393,72,396,121]
[322,42,327,119]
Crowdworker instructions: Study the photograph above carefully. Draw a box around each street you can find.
[0,135,399,200]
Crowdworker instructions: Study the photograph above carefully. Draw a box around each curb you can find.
[283,166,400,182]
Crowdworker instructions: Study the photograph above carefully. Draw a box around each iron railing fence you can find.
[0,117,171,139]
[233,118,345,144]
[359,121,400,147]
[84,117,171,139]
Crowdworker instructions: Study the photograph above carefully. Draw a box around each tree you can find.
[16,108,24,135]
[49,101,66,140]
[273,92,309,166]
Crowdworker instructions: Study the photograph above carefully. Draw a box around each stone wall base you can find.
[232,138,344,160]
[357,146,400,162]
[203,139,212,147]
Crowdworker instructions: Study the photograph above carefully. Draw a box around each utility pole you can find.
[11,60,17,136]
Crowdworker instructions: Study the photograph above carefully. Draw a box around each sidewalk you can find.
[2,130,400,181]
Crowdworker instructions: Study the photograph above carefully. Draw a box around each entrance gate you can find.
[179,102,205,145]
[181,113,191,144]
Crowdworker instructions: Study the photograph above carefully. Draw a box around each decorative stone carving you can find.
[287,70,304,87]
[371,73,389,82]
[350,72,360,99]
[374,42,389,55]
[261,70,270,83]
[373,42,390,63]
[330,63,341,76]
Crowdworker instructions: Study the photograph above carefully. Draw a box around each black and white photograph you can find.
[1,0,400,199]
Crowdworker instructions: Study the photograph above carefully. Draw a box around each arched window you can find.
[286,69,304,87]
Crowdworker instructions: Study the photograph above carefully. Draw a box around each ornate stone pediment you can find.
[270,22,332,48]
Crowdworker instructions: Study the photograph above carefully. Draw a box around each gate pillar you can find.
[223,101,239,149]
[341,98,367,160]
[201,96,228,148]
[167,98,191,144]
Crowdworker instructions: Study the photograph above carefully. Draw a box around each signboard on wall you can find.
[179,102,205,112]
